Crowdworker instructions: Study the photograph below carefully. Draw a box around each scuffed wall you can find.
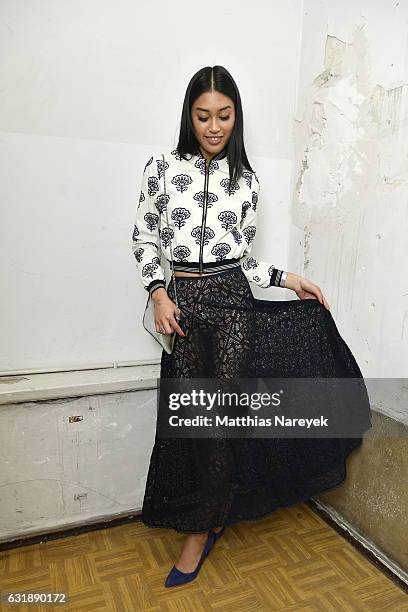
[0,390,157,540]
[295,2,408,578]
[293,21,408,378]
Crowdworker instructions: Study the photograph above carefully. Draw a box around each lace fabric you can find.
[141,267,372,533]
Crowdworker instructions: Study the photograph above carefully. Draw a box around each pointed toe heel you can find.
[164,530,215,588]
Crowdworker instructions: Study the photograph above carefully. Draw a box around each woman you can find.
[131,65,371,588]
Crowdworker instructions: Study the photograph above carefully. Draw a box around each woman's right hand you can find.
[151,288,186,337]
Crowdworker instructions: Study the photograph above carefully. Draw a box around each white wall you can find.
[294,0,408,378]
[0,388,157,540]
[0,0,301,373]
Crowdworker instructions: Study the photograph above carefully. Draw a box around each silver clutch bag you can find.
[142,153,179,354]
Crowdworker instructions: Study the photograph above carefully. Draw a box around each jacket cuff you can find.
[270,269,287,288]
[146,279,166,296]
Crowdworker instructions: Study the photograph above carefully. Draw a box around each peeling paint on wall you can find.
[295,32,368,224]
[294,25,408,377]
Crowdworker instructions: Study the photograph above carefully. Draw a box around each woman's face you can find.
[191,90,235,161]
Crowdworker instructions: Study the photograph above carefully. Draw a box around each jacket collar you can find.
[191,145,229,169]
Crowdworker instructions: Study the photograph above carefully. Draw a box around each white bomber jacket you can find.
[131,147,287,296]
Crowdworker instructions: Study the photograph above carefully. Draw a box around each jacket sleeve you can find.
[131,155,167,296]
[239,172,287,288]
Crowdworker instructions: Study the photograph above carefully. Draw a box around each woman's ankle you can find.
[185,531,208,541]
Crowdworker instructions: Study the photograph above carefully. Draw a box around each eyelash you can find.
[198,117,230,122]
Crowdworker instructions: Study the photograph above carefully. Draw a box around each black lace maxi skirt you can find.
[141,266,372,533]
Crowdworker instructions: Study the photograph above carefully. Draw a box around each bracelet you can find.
[279,270,288,288]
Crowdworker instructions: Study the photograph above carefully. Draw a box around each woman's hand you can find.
[284,272,331,311]
[151,288,186,337]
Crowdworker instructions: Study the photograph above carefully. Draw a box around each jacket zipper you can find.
[198,156,213,274]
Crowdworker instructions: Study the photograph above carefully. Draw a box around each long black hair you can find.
[176,66,255,191]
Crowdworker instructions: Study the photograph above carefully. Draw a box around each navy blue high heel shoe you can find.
[164,530,216,588]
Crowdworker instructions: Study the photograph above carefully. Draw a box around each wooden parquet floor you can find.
[0,503,407,611]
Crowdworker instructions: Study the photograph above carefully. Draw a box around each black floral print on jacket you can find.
[132,148,287,295]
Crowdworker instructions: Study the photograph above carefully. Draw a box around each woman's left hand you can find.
[285,272,331,311]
